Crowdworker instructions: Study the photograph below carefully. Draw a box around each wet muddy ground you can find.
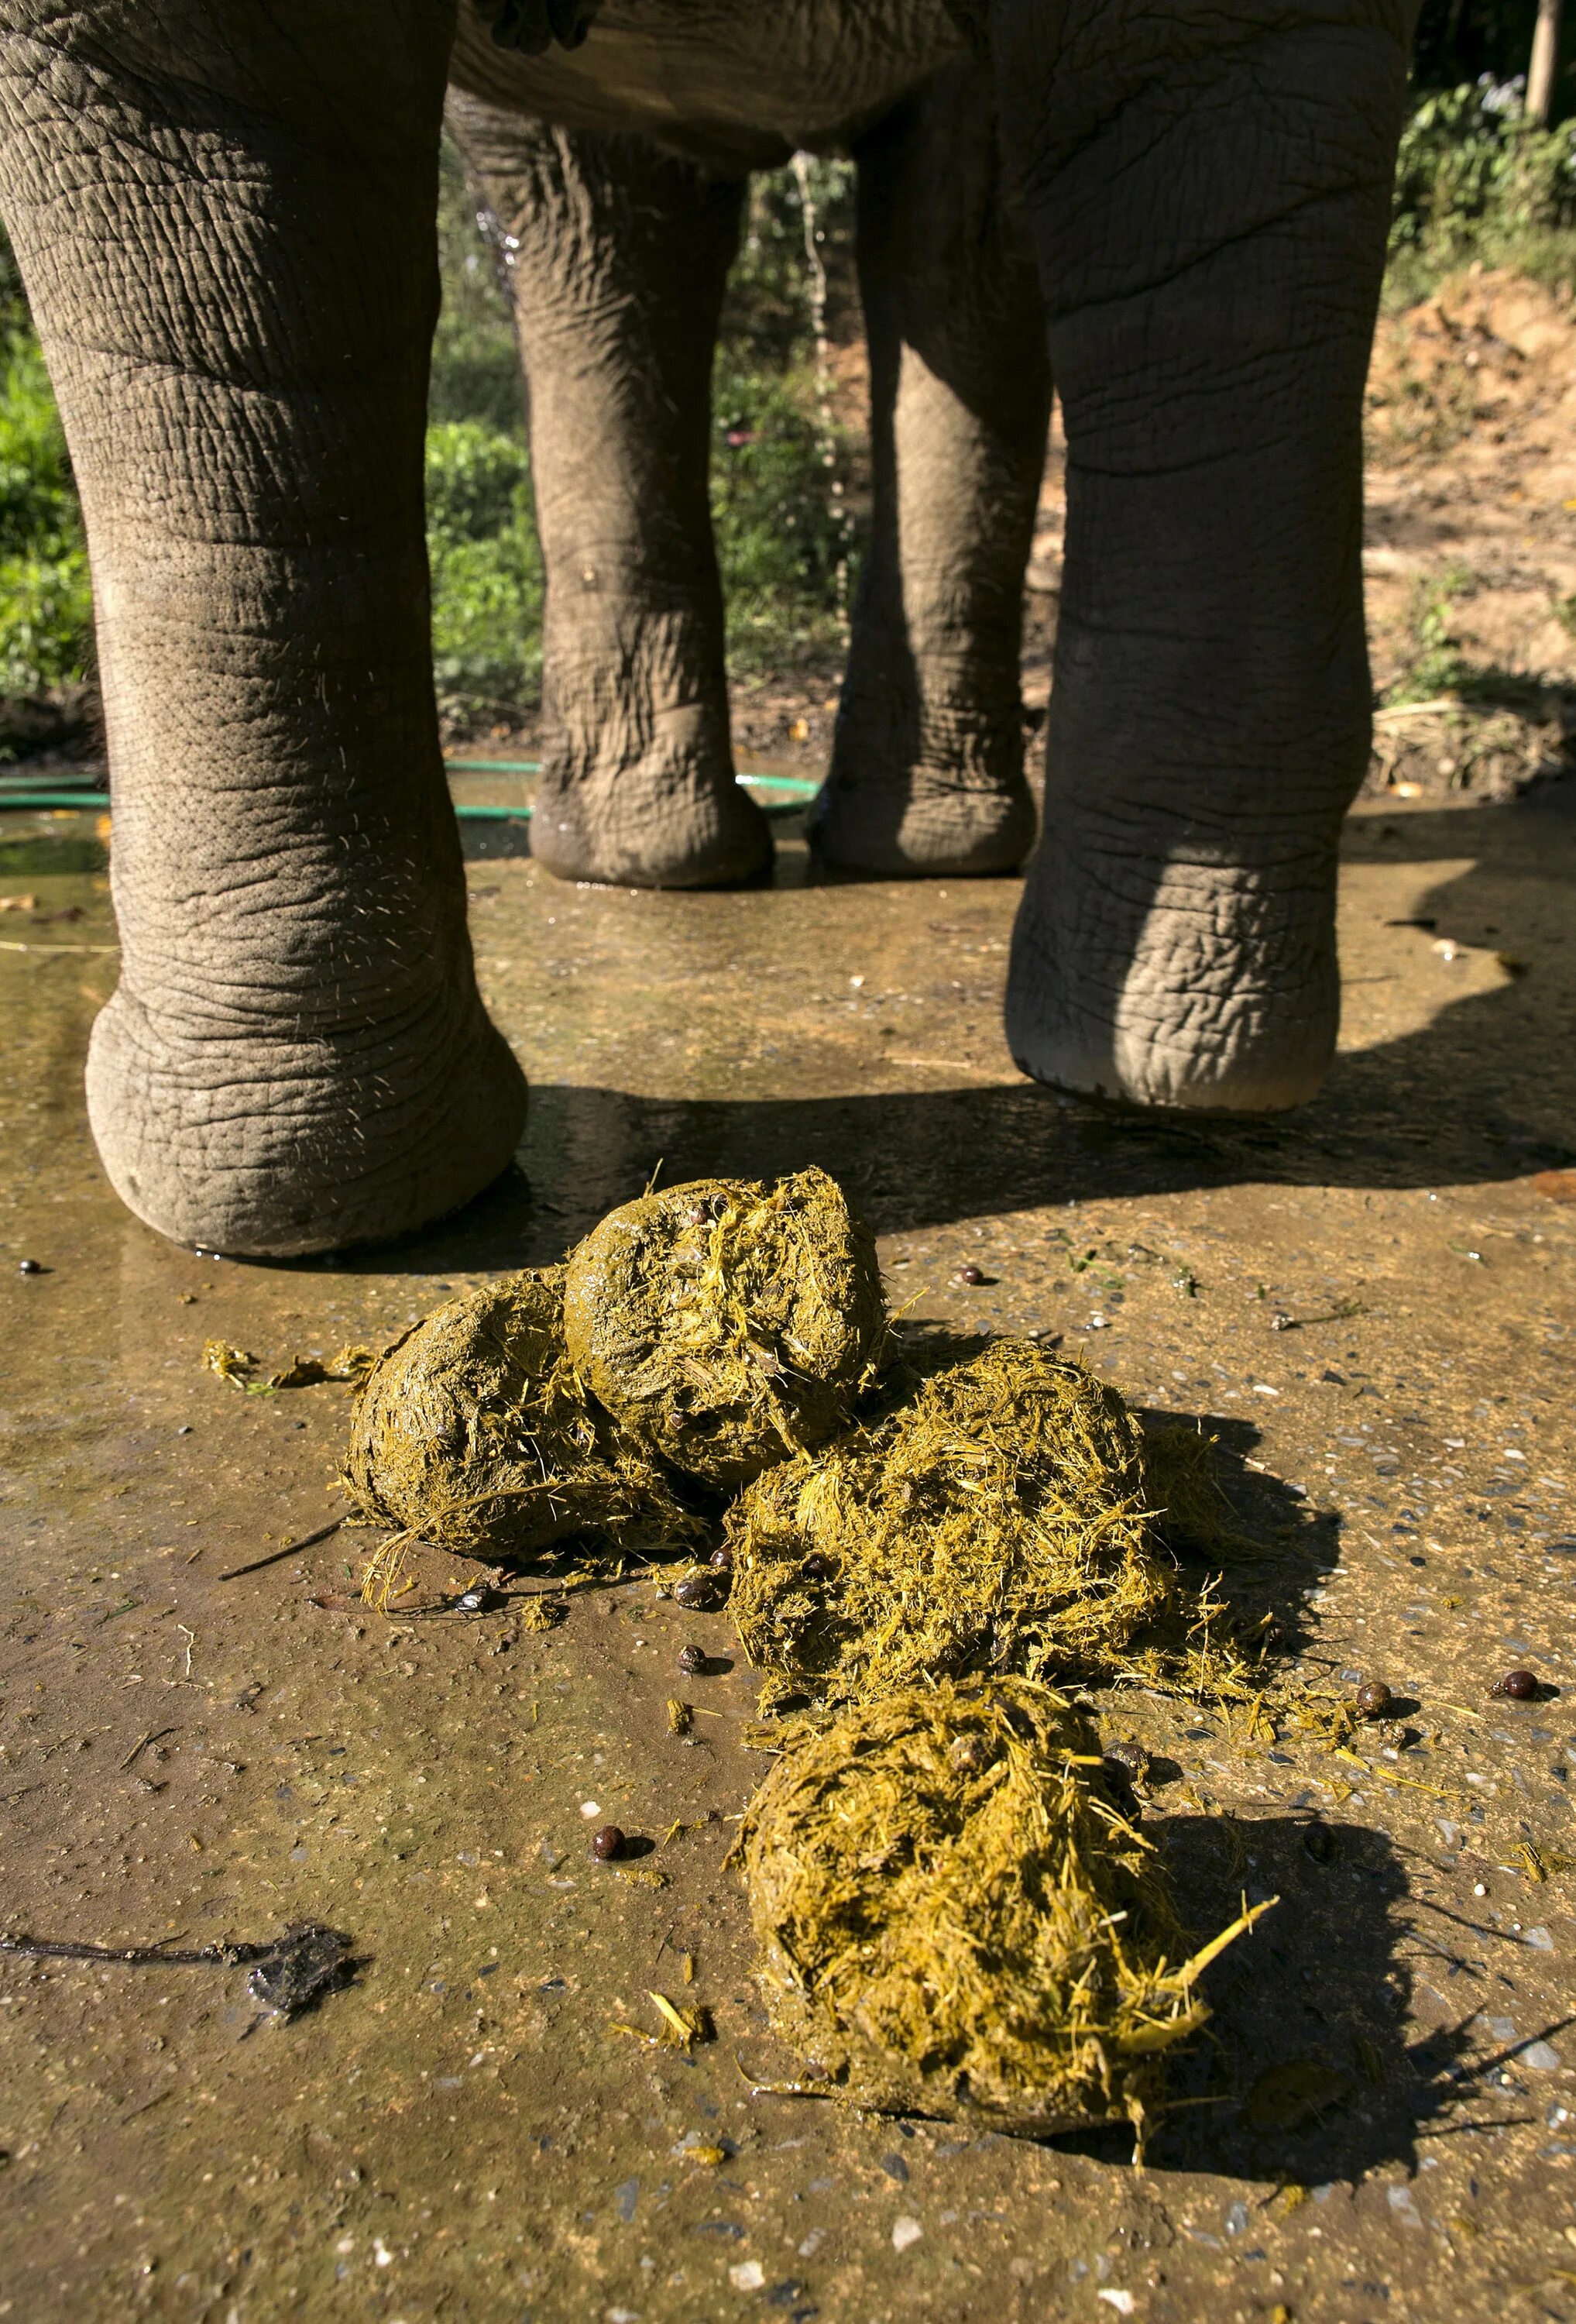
[2,784,1575,2323]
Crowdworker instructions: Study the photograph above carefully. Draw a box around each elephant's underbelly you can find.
[448,0,967,168]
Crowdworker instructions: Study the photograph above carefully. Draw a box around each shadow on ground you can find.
[205,784,1576,1275]
[1152,1813,1430,2183]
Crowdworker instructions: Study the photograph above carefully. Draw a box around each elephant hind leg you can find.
[994,0,1410,1112]
[448,95,771,890]
[810,57,1052,879]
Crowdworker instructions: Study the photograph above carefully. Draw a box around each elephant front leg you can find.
[994,0,1413,1110]
[0,0,527,1258]
[448,95,770,889]
[810,58,1052,878]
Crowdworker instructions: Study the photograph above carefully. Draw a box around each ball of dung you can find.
[342,1268,680,1560]
[562,1167,885,1489]
[741,1678,1214,2132]
[728,1339,1171,1710]
[1140,1422,1246,1559]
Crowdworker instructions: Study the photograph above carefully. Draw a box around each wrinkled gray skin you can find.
[446,5,1051,888]
[0,0,1416,1257]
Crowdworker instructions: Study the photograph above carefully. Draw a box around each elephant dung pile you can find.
[344,1267,688,1563]
[741,1677,1258,2135]
[342,1164,1263,2134]
[728,1339,1172,1714]
[562,1166,884,1487]
[343,1167,887,1570]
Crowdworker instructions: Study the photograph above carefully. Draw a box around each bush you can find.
[424,419,544,724]
[429,136,527,438]
[708,161,864,679]
[0,324,93,700]
[1383,562,1478,704]
[712,352,862,676]
[1389,79,1576,292]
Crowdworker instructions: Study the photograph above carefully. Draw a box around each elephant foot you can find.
[86,988,527,1260]
[808,768,1037,878]
[1005,821,1342,1112]
[530,765,774,890]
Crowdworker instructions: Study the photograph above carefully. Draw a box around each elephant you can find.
[443,11,1052,890]
[0,0,1416,1260]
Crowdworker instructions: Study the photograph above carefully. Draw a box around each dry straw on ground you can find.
[742,1676,1268,2134]
[563,1166,885,1490]
[342,1268,688,1572]
[728,1338,1172,1710]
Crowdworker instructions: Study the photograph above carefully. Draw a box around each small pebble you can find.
[801,1553,833,1582]
[673,1573,722,1611]
[1493,1669,1539,1700]
[1354,1680,1393,1721]
[676,1644,707,1677]
[17,1258,42,1275]
[590,1826,625,1862]
[956,1265,984,1286]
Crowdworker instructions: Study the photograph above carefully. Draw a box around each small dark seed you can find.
[676,1644,707,1677]
[709,1545,733,1572]
[801,1553,833,1582]
[591,1825,625,1862]
[949,1733,991,1773]
[673,1573,722,1611]
[1494,1668,1539,1700]
[1354,1680,1393,1721]
[17,1258,42,1275]
[956,1264,984,1286]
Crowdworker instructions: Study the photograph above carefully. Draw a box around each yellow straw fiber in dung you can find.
[342,1267,688,1560]
[562,1167,886,1490]
[728,1338,1172,1708]
[742,1678,1255,2133]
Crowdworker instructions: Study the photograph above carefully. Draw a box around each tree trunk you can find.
[1528,0,1563,126]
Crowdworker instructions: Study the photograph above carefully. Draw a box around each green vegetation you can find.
[1384,562,1479,706]
[0,231,93,710]
[424,420,544,727]
[712,162,863,678]
[429,136,527,438]
[1388,79,1576,301]
[710,351,857,676]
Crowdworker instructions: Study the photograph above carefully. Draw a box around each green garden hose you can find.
[0,759,819,820]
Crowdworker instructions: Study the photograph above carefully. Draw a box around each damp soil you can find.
[2,779,1575,2319]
